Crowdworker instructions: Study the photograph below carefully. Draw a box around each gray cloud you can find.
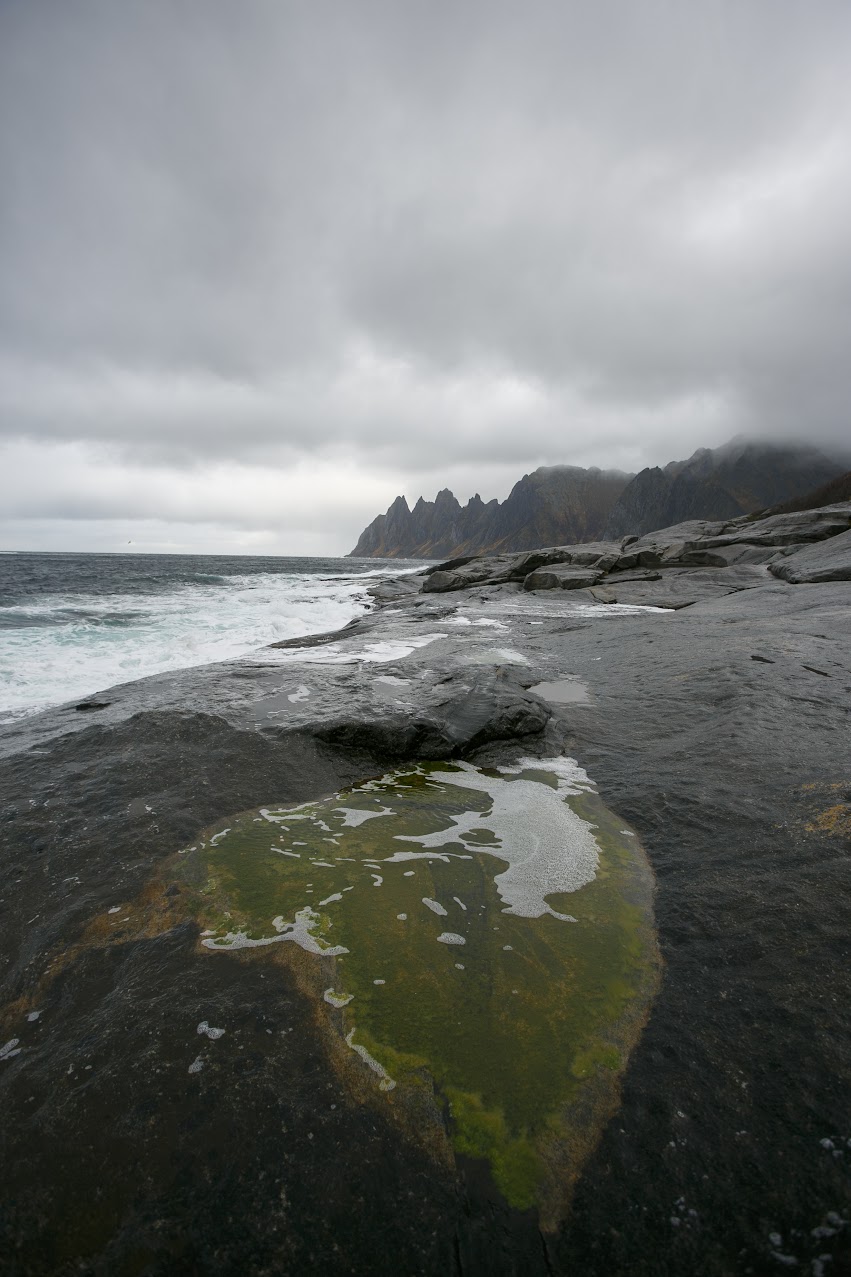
[1,1,850,550]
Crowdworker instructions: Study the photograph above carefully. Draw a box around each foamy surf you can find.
[0,553,422,721]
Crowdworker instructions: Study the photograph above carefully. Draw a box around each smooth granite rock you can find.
[588,565,770,608]
[769,526,851,583]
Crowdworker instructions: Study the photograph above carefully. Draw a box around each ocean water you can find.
[0,552,423,722]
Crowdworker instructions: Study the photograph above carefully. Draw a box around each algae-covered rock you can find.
[169,757,660,1228]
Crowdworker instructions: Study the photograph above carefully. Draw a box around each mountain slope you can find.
[603,440,844,538]
[348,466,632,558]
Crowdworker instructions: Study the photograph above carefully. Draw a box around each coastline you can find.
[1,516,850,1274]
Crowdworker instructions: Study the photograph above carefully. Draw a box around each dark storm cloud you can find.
[1,0,850,532]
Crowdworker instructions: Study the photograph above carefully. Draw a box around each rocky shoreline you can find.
[1,504,850,1276]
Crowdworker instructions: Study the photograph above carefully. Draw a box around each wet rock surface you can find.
[2,508,851,1275]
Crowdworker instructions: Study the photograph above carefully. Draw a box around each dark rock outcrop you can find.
[603,439,844,538]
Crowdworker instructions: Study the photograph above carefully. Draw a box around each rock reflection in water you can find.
[173,758,660,1227]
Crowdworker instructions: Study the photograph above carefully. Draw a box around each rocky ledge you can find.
[1,503,850,1276]
[420,502,851,607]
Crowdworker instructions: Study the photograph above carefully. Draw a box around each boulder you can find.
[421,557,515,592]
[768,527,851,583]
[523,565,605,591]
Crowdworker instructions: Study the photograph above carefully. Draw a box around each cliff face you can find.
[348,466,632,558]
[603,441,844,538]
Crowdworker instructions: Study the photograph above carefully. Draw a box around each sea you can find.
[0,552,424,724]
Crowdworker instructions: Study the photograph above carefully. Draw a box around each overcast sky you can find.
[2,1,850,555]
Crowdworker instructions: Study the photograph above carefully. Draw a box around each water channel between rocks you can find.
[172,757,661,1228]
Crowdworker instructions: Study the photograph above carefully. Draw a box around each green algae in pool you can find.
[173,758,660,1225]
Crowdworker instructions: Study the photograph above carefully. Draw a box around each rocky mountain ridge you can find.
[350,440,846,558]
[349,466,631,558]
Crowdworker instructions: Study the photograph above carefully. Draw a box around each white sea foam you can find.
[323,988,354,1008]
[333,805,395,828]
[393,759,598,919]
[345,1028,396,1091]
[260,634,447,666]
[202,905,349,956]
[0,563,418,720]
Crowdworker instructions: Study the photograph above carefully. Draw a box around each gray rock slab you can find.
[523,564,605,591]
[589,565,769,609]
[663,543,781,567]
[768,526,851,583]
[713,505,851,546]
[421,556,517,592]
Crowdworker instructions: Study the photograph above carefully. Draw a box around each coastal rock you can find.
[523,565,605,591]
[316,669,552,758]
[769,527,851,583]
[588,565,769,609]
[421,556,518,592]
[366,575,426,603]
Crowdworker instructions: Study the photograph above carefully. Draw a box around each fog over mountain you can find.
[2,2,851,553]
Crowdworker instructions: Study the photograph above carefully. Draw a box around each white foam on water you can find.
[436,932,466,945]
[287,685,311,703]
[323,988,354,1008]
[393,759,599,919]
[197,1021,225,1040]
[319,892,344,906]
[345,1028,396,1091]
[333,806,395,828]
[422,898,448,916]
[461,648,530,666]
[260,634,447,667]
[0,565,407,720]
[203,906,349,956]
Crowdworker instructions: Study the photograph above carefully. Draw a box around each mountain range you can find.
[349,439,847,558]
